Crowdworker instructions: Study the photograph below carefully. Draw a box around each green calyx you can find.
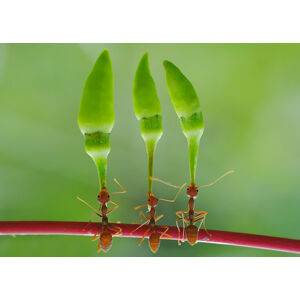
[78,49,114,189]
[163,60,204,184]
[133,53,163,193]
[84,132,110,189]
[139,114,163,141]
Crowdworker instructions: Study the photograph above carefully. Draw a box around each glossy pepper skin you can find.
[133,53,163,193]
[78,49,114,189]
[163,60,204,184]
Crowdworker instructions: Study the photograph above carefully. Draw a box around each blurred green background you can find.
[0,44,299,257]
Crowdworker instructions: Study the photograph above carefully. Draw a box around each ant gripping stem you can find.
[152,170,235,246]
[130,207,173,254]
[132,53,175,253]
[78,50,126,253]
[76,178,126,253]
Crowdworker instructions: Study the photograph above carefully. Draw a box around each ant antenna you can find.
[76,196,99,213]
[110,178,127,194]
[158,182,186,202]
[150,176,182,188]
[198,170,235,188]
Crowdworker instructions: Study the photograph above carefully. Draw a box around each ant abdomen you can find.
[186,224,198,246]
[99,231,113,253]
[149,232,160,254]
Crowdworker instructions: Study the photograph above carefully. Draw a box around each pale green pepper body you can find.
[163,60,204,185]
[78,49,114,189]
[133,53,163,193]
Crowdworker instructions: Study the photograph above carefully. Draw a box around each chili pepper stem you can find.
[95,157,107,189]
[146,140,156,193]
[187,135,201,185]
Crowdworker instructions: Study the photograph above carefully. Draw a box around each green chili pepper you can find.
[78,49,114,189]
[133,53,163,193]
[163,60,204,185]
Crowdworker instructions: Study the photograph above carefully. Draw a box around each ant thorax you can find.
[101,203,108,215]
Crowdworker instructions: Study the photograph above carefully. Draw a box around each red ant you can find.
[131,184,185,253]
[77,178,126,253]
[152,170,234,246]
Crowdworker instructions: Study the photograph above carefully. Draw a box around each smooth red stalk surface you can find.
[0,221,299,254]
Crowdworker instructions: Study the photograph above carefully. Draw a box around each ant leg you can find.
[110,178,127,194]
[109,225,122,236]
[154,214,164,222]
[158,226,173,239]
[89,211,98,221]
[132,213,162,235]
[176,210,189,217]
[196,218,204,241]
[176,210,189,242]
[76,196,99,213]
[194,210,208,215]
[201,216,211,236]
[181,212,186,241]
[82,212,101,231]
[198,170,235,188]
[194,211,208,221]
[176,211,189,225]
[193,210,208,222]
[134,203,147,210]
[136,211,143,224]
[150,177,183,188]
[97,238,102,253]
[194,211,210,234]
[158,183,186,203]
[136,211,149,224]
[194,214,211,236]
[175,212,188,245]
[92,229,100,241]
[138,228,151,246]
[130,219,150,235]
[106,200,119,215]
[175,217,183,245]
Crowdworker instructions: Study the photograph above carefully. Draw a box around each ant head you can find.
[99,231,112,253]
[186,224,198,246]
[147,192,158,208]
[186,183,198,198]
[148,232,160,254]
[98,187,110,203]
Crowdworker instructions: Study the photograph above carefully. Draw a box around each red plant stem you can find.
[0,221,299,254]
